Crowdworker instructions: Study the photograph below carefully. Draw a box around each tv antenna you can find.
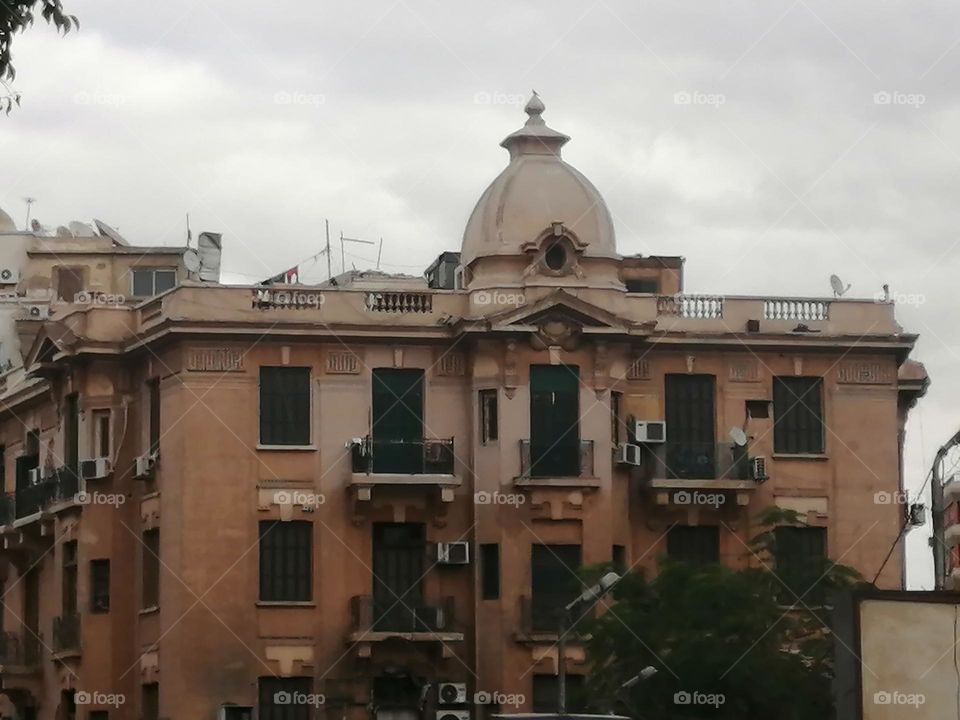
[340,231,376,275]
[23,197,35,229]
[830,274,850,298]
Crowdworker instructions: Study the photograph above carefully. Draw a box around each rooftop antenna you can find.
[23,197,35,230]
[325,219,331,280]
[376,238,383,270]
[830,274,850,298]
[186,213,192,246]
[339,231,375,275]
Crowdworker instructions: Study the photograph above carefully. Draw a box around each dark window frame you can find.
[142,682,159,720]
[480,543,500,600]
[775,526,827,603]
[62,540,78,616]
[480,389,498,444]
[131,268,177,298]
[773,377,825,454]
[611,391,623,445]
[90,558,110,613]
[259,520,313,602]
[666,526,720,565]
[259,367,312,447]
[142,529,160,609]
[258,676,313,720]
[147,378,161,456]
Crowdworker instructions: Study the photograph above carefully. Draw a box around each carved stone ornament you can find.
[530,319,581,351]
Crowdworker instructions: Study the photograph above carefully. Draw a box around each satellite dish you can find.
[55,225,73,238]
[67,221,95,237]
[183,248,201,273]
[729,427,748,446]
[93,219,129,246]
[830,274,850,298]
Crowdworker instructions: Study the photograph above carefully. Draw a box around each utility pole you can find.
[325,219,331,280]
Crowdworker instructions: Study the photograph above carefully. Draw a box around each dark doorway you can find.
[372,369,424,473]
[529,365,580,477]
[664,375,716,479]
[24,568,39,664]
[372,523,425,631]
[531,544,581,632]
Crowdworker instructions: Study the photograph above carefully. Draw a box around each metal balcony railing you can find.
[350,594,457,634]
[0,493,15,526]
[648,441,751,481]
[0,631,40,667]
[519,440,594,478]
[519,594,596,634]
[53,612,80,653]
[350,437,455,475]
[13,467,81,519]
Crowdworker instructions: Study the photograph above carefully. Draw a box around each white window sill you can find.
[256,444,316,452]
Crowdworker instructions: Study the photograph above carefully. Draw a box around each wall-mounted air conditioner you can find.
[80,457,112,481]
[437,711,470,720]
[616,443,643,466]
[750,457,768,482]
[27,468,40,485]
[0,268,16,283]
[27,305,50,320]
[218,705,253,720]
[437,541,470,565]
[633,420,666,444]
[134,454,156,480]
[438,682,468,706]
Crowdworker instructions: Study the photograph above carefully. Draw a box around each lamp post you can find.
[557,571,621,714]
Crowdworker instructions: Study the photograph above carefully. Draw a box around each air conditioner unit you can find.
[633,420,667,444]
[80,457,112,481]
[218,706,254,720]
[0,268,15,283]
[134,454,155,480]
[437,711,470,720]
[616,443,643,466]
[438,682,468,706]
[437,541,470,565]
[749,457,768,482]
[27,305,49,320]
[908,503,926,528]
[27,468,40,485]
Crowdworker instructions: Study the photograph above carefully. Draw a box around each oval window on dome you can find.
[544,242,567,271]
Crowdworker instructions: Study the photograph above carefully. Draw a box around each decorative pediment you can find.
[23,321,77,375]
[486,290,633,332]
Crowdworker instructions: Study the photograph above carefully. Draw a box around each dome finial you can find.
[524,90,546,126]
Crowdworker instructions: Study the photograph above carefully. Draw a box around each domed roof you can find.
[0,206,16,232]
[461,93,617,267]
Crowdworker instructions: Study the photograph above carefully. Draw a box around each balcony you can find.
[52,613,80,654]
[14,468,80,522]
[516,594,596,642]
[0,493,14,527]
[643,441,763,505]
[515,440,598,488]
[349,437,460,502]
[348,594,462,643]
[0,631,40,672]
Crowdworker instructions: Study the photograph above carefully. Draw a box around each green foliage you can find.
[1,0,78,113]
[582,508,869,719]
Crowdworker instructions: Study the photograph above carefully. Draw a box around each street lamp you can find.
[558,572,621,714]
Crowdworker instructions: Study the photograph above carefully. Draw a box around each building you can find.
[0,95,927,719]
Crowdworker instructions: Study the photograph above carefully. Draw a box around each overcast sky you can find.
[2,0,957,586]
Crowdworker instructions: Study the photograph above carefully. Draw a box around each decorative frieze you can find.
[437,352,466,377]
[836,361,893,385]
[326,351,361,375]
[728,359,759,383]
[627,357,650,380]
[186,347,244,373]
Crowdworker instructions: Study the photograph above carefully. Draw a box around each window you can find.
[147,379,160,456]
[532,674,585,713]
[746,399,770,419]
[611,391,623,445]
[666,526,720,565]
[142,683,159,720]
[89,712,109,720]
[480,389,498,444]
[62,541,78,616]
[142,529,159,609]
[131,268,176,297]
[481,543,500,600]
[624,278,659,293]
[220,707,253,720]
[612,544,627,573]
[90,559,110,613]
[531,544,581,632]
[773,377,824,454]
[259,677,312,720]
[544,242,567,271]
[93,410,111,458]
[259,367,311,446]
[64,393,79,477]
[56,267,85,302]
[259,521,312,602]
[775,526,827,603]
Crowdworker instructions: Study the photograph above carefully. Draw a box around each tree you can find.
[581,508,866,719]
[1,0,78,113]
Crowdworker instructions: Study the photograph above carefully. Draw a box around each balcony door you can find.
[529,365,580,477]
[24,568,39,664]
[372,369,424,474]
[531,544,581,632]
[372,523,425,631]
[664,374,716,479]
